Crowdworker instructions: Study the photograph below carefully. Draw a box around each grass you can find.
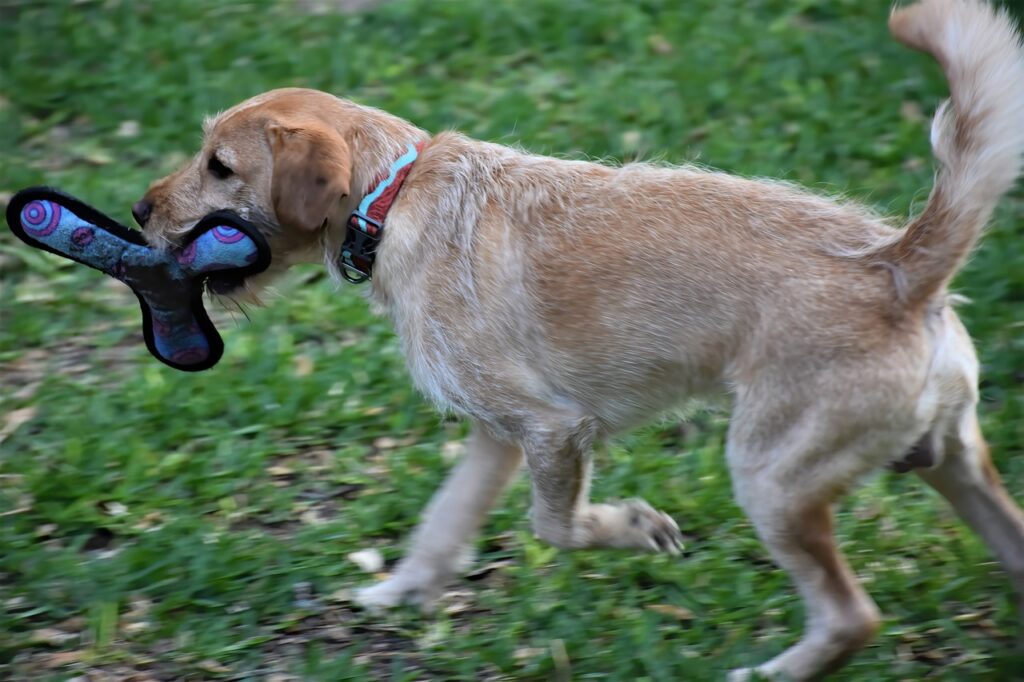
[1,0,1022,679]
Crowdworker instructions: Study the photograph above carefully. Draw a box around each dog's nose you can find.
[132,199,153,227]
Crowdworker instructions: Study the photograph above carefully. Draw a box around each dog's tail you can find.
[876,0,1024,307]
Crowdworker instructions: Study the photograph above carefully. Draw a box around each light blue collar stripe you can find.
[357,143,419,230]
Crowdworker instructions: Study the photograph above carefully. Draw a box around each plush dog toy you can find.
[5,187,270,371]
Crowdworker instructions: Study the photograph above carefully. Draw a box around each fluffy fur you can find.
[135,1,1024,678]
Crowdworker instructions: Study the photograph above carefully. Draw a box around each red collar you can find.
[339,141,424,283]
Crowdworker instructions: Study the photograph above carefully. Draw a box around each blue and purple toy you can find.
[5,187,271,372]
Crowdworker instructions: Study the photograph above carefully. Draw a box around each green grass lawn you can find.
[1,0,1023,679]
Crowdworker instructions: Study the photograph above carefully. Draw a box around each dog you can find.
[133,1,1024,678]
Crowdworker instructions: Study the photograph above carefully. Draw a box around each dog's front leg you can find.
[525,416,683,553]
[355,423,522,610]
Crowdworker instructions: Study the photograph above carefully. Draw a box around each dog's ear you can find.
[266,121,352,231]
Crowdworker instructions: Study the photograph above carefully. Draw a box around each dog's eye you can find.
[207,155,233,180]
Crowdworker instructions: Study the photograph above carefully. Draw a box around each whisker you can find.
[233,298,253,324]
[241,280,265,308]
[155,232,176,250]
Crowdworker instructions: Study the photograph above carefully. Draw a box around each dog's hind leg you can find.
[725,399,883,681]
[355,422,523,609]
[916,410,1024,625]
[909,309,1024,625]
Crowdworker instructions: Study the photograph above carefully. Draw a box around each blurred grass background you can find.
[1,0,1022,679]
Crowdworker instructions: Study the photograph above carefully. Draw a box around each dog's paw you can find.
[583,499,684,554]
[353,575,442,612]
[622,499,684,554]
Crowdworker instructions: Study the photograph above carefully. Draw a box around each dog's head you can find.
[134,88,356,298]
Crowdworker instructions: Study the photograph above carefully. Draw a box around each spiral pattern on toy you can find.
[21,200,61,237]
[212,225,244,243]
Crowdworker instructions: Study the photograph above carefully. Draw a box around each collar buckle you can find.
[339,210,381,283]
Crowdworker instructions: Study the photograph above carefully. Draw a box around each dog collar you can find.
[339,141,424,283]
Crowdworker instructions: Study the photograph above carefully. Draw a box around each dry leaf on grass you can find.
[372,435,418,450]
[30,627,76,646]
[514,646,546,661]
[645,603,695,620]
[465,559,514,581]
[100,501,128,517]
[327,588,352,603]
[900,100,925,123]
[115,120,140,138]
[0,406,37,445]
[40,650,85,668]
[321,625,351,642]
[293,355,314,377]
[299,509,327,526]
[196,659,231,674]
[440,440,464,463]
[12,381,41,401]
[647,33,673,55]
[122,621,151,635]
[347,548,384,573]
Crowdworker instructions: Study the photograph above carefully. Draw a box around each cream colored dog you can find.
[134,1,1024,678]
